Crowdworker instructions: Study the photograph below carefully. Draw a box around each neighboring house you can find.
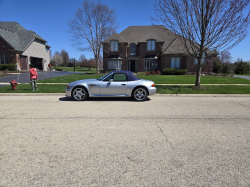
[0,22,50,71]
[102,25,215,74]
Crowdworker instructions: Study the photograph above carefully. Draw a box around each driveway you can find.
[0,95,249,186]
[0,71,81,87]
[234,75,250,80]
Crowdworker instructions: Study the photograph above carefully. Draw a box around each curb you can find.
[0,93,249,97]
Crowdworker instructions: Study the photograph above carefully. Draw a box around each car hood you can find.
[70,79,97,85]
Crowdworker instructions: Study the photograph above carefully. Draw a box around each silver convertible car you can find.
[65,70,156,101]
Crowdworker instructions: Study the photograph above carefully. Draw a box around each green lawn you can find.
[1,84,250,94]
[52,66,97,73]
[0,84,66,93]
[38,74,250,84]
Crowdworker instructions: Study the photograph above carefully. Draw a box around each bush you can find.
[162,68,187,75]
[0,64,16,71]
[146,71,150,75]
[235,61,250,74]
[150,70,156,75]
[68,63,74,67]
[156,71,161,75]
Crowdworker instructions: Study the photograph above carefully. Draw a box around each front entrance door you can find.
[128,61,137,72]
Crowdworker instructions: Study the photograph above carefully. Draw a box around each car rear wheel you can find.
[132,87,148,101]
[72,87,88,101]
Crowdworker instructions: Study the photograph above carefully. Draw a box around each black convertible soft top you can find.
[112,70,140,81]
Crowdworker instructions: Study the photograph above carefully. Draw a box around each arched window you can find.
[130,43,136,55]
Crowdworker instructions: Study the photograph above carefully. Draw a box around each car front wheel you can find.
[72,87,88,101]
[132,87,148,101]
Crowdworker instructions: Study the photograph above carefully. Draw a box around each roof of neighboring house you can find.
[103,25,216,56]
[0,22,47,52]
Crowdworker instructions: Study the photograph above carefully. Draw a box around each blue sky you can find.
[0,0,249,61]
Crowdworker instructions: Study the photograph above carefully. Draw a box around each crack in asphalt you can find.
[156,124,174,148]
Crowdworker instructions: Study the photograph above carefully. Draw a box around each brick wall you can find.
[186,56,213,75]
[103,42,127,72]
[0,37,18,64]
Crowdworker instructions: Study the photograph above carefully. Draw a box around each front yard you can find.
[1,73,250,94]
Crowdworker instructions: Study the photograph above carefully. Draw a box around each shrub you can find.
[156,71,161,75]
[146,71,150,75]
[0,64,16,71]
[162,68,187,75]
[150,70,156,75]
[235,61,250,74]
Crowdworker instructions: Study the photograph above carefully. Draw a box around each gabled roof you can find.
[103,25,216,56]
[0,22,47,52]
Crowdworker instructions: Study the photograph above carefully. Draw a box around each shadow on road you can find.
[59,97,151,102]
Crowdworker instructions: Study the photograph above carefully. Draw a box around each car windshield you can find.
[97,72,113,81]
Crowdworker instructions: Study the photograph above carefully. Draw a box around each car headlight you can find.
[66,85,71,89]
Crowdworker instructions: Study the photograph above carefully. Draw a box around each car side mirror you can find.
[108,79,113,83]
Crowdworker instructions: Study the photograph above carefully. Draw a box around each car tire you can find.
[132,87,148,101]
[71,87,88,101]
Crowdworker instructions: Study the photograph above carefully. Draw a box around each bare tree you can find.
[60,49,69,67]
[52,51,63,67]
[78,54,86,63]
[68,0,117,74]
[153,0,250,86]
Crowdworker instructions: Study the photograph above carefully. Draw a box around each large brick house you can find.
[102,25,215,74]
[0,22,50,71]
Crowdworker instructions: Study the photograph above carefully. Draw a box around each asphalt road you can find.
[0,95,249,186]
[0,71,81,87]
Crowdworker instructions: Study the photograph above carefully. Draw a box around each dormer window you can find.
[111,41,118,51]
[130,43,136,55]
[147,40,155,51]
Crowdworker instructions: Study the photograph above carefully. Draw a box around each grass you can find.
[0,84,66,93]
[156,85,250,94]
[138,75,250,84]
[1,84,250,94]
[52,66,97,73]
[37,73,250,84]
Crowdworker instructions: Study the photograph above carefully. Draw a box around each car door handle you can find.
[121,84,126,86]
[90,84,97,86]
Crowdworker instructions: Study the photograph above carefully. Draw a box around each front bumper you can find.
[148,87,157,95]
[65,88,71,97]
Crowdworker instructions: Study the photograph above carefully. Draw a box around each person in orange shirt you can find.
[48,63,51,71]
[29,64,38,91]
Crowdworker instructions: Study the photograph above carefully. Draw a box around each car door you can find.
[99,73,128,95]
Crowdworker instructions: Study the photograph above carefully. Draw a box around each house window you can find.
[108,61,122,70]
[130,43,136,55]
[144,60,158,70]
[194,52,206,65]
[171,57,180,69]
[111,41,118,51]
[147,40,155,51]
[0,54,1,64]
